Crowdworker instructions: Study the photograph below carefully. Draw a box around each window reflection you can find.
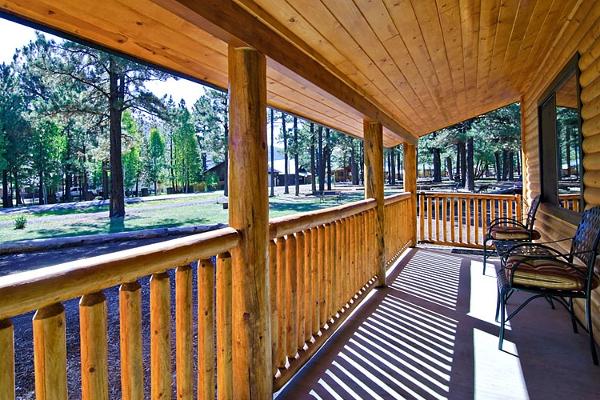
[555,73,582,212]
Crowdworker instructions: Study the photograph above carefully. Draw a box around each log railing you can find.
[559,193,582,212]
[0,227,240,400]
[0,194,415,398]
[384,192,413,265]
[418,192,523,248]
[269,198,378,389]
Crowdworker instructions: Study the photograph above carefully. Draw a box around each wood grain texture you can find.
[150,272,171,400]
[228,45,272,398]
[0,227,239,320]
[79,292,108,400]
[198,259,215,400]
[119,282,143,400]
[364,120,386,286]
[216,253,233,400]
[175,265,193,400]
[33,303,67,400]
[0,319,14,400]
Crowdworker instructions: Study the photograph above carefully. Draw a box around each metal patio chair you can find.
[483,194,541,274]
[497,206,600,364]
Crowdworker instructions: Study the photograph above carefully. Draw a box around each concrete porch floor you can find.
[277,248,600,400]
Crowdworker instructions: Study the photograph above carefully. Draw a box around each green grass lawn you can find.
[0,192,370,243]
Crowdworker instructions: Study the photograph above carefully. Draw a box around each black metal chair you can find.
[497,206,600,364]
[483,194,541,274]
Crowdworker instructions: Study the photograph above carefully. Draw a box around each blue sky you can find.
[0,18,205,107]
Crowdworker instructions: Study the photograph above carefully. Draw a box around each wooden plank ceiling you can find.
[0,0,587,146]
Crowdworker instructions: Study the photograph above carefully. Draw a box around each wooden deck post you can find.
[403,143,417,246]
[228,45,272,398]
[364,120,386,287]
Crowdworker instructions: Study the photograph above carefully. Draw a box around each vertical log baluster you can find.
[119,281,143,400]
[276,238,287,367]
[296,232,305,350]
[217,253,233,399]
[450,198,456,243]
[303,230,313,344]
[419,193,425,241]
[269,240,279,377]
[458,198,463,244]
[33,303,67,400]
[198,259,215,400]
[322,224,331,324]
[482,200,489,242]
[427,196,433,242]
[0,319,14,400]
[435,197,440,242]
[442,197,447,243]
[474,199,480,245]
[310,227,319,336]
[317,225,326,329]
[80,292,108,400]
[150,272,171,400]
[285,234,298,359]
[466,198,472,245]
[176,265,193,400]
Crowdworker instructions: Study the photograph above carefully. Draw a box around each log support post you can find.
[403,143,417,246]
[228,45,272,398]
[364,120,386,287]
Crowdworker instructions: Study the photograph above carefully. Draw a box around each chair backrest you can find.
[525,194,541,230]
[571,207,600,279]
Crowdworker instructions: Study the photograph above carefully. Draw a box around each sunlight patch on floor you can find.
[468,259,511,330]
[473,328,528,400]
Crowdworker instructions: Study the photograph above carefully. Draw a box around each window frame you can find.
[537,54,584,223]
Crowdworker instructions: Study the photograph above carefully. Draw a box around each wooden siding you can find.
[521,0,600,337]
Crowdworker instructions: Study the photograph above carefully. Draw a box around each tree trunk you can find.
[154,180,158,196]
[282,112,289,194]
[108,56,125,218]
[360,141,365,184]
[565,127,571,176]
[13,170,21,206]
[293,116,299,196]
[326,128,332,190]
[494,152,502,181]
[508,151,515,181]
[455,143,461,182]
[391,149,396,185]
[459,142,466,186]
[2,170,10,208]
[351,145,359,185]
[38,169,44,205]
[466,137,475,191]
[432,148,442,183]
[224,120,229,197]
[310,123,316,194]
[270,108,275,197]
[318,125,324,194]
[446,157,454,181]
[102,160,109,199]
[502,149,509,181]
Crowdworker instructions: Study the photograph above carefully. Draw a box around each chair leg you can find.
[586,296,598,365]
[499,289,506,350]
[545,296,555,310]
[569,297,578,334]
[495,286,501,322]
[483,239,488,275]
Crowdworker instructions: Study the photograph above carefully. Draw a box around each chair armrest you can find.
[488,218,528,233]
[501,242,565,262]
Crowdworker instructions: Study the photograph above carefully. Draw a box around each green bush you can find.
[14,215,27,230]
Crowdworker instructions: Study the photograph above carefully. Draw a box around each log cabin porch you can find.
[2,1,600,399]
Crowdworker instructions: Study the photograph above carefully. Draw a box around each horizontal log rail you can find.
[418,192,523,249]
[0,195,414,398]
[0,227,239,400]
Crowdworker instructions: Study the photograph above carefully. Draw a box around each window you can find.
[538,55,583,216]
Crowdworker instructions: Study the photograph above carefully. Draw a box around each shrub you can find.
[14,215,27,230]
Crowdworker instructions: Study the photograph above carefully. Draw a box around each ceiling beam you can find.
[152,0,417,144]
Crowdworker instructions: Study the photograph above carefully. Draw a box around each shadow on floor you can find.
[277,248,600,400]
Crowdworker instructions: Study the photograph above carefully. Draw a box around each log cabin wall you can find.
[521,1,600,335]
